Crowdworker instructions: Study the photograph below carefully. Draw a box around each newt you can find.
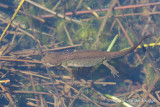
[41,34,152,76]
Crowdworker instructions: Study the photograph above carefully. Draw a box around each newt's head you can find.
[41,53,62,67]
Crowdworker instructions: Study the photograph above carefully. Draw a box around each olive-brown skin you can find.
[41,35,151,67]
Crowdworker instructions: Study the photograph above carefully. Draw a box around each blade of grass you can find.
[0,0,25,42]
[107,34,119,52]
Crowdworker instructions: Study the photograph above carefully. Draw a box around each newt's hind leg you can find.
[103,60,119,77]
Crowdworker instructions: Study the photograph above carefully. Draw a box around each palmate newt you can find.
[41,34,152,76]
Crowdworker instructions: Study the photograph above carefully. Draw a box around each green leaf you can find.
[107,34,119,52]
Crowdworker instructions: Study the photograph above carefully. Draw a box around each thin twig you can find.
[25,0,82,24]
[95,0,118,48]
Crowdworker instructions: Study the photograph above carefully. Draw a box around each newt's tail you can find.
[108,34,153,58]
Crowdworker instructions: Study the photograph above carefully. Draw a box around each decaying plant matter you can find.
[0,0,160,107]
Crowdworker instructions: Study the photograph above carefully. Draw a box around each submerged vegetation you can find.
[0,0,160,106]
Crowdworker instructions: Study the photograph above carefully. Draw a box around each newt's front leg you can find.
[61,62,74,81]
[103,60,119,77]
